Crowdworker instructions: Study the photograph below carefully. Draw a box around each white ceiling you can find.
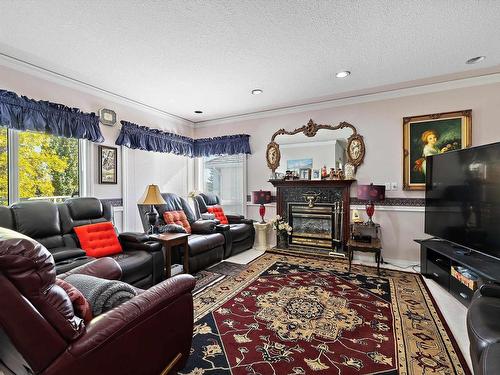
[1,0,500,123]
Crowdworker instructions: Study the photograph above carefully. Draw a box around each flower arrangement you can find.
[270,215,292,248]
[270,215,292,235]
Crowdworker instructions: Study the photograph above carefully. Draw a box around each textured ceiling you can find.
[1,0,500,123]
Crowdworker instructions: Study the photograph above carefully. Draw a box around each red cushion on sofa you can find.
[163,210,192,234]
[73,222,123,257]
[207,205,228,224]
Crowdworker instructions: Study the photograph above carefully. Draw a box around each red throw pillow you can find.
[207,205,228,224]
[163,210,192,233]
[73,222,123,257]
[55,278,93,323]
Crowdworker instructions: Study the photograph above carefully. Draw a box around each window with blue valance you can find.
[116,120,251,157]
[0,89,104,142]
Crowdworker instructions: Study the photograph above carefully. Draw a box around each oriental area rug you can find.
[179,253,470,375]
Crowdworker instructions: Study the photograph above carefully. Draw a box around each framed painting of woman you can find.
[403,110,472,190]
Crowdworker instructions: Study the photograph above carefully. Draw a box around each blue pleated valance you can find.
[116,121,195,156]
[0,89,104,142]
[116,120,251,157]
[194,134,251,157]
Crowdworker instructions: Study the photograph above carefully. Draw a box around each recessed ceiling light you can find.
[194,110,203,114]
[251,89,263,95]
[466,56,486,64]
[335,71,351,78]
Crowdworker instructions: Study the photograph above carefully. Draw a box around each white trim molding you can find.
[3,51,500,130]
[0,52,194,129]
[195,72,500,127]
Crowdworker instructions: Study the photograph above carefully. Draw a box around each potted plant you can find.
[270,215,292,249]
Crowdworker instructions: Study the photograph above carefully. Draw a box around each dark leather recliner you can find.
[194,193,255,258]
[467,283,500,375]
[0,197,164,288]
[0,226,195,375]
[138,193,227,273]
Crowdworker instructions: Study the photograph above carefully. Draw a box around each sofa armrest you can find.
[122,240,162,252]
[71,274,195,354]
[118,232,162,252]
[226,214,244,224]
[479,282,500,298]
[191,220,217,234]
[216,224,230,232]
[226,215,254,225]
[50,274,196,374]
[58,258,122,281]
[118,232,149,243]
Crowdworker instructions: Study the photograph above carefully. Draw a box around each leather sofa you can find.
[0,226,195,375]
[467,283,500,375]
[194,193,255,258]
[138,193,227,273]
[0,197,164,288]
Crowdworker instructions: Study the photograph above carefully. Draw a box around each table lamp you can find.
[138,184,166,234]
[252,190,272,224]
[357,183,385,225]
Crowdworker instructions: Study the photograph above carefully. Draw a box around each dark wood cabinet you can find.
[418,239,500,307]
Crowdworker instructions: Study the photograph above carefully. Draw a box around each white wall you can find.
[194,79,500,263]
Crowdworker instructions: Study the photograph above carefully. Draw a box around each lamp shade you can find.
[357,184,385,202]
[252,190,272,205]
[137,184,166,205]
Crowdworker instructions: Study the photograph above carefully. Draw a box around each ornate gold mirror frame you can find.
[266,119,365,173]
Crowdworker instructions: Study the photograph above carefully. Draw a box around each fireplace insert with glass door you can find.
[288,202,344,251]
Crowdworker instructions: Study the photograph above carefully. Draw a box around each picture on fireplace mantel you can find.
[299,168,311,180]
[403,110,471,190]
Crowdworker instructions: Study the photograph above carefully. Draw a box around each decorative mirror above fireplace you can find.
[266,119,365,175]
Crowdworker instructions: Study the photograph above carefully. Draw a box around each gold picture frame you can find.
[403,110,472,190]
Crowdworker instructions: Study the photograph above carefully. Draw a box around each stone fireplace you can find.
[269,179,353,253]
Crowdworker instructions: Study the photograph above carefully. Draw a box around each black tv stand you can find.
[455,249,472,256]
[417,238,500,306]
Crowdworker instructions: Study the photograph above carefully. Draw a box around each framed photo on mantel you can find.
[403,110,472,191]
[98,145,118,184]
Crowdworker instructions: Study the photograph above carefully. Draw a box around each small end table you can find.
[348,237,382,275]
[253,222,271,251]
[150,233,189,278]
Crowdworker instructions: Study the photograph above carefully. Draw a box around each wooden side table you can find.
[150,233,189,278]
[348,237,382,275]
[253,222,271,251]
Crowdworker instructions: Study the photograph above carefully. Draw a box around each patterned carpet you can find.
[192,270,225,295]
[180,253,470,375]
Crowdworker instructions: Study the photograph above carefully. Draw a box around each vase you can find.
[277,232,289,249]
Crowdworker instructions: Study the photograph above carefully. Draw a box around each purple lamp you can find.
[357,183,385,225]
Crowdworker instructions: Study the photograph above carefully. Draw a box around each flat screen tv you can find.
[425,141,500,258]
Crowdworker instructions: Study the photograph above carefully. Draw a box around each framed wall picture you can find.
[403,110,472,190]
[98,145,118,184]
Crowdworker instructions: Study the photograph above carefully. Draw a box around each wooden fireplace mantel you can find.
[269,179,355,188]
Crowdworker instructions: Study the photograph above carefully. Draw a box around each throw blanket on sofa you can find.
[65,274,137,316]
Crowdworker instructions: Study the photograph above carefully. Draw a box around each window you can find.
[202,154,246,215]
[1,128,82,204]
